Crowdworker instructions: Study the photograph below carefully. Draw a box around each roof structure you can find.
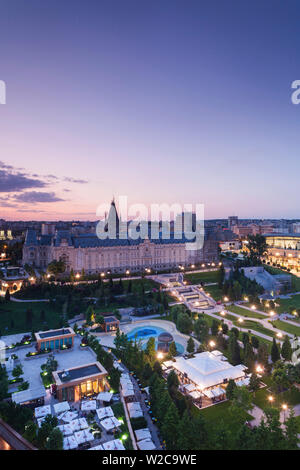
[165,351,246,390]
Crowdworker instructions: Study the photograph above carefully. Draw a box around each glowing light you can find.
[75,273,80,279]
[101,272,105,277]
[224,296,229,302]
[238,317,244,323]
[256,365,263,374]
[209,340,216,348]
[251,305,256,310]
[282,403,288,411]
[220,311,226,316]
[157,352,164,360]
[269,311,275,317]
[244,297,249,302]
[126,270,130,275]
[268,395,274,402]
[277,332,283,338]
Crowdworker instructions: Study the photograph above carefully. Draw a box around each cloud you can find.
[0,169,47,192]
[14,191,65,204]
[64,177,88,184]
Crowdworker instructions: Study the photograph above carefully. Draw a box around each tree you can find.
[194,317,209,342]
[271,338,280,363]
[211,319,220,336]
[187,337,195,354]
[251,336,259,350]
[168,341,177,358]
[249,373,260,396]
[271,365,290,393]
[226,379,237,400]
[176,312,193,334]
[47,259,66,280]
[167,370,179,394]
[281,335,292,361]
[23,420,38,445]
[161,402,180,449]
[247,234,267,260]
[4,288,10,302]
[230,386,253,424]
[284,409,299,449]
[257,342,269,368]
[244,343,255,370]
[12,365,23,379]
[145,337,156,365]
[218,265,225,289]
[45,427,63,450]
[228,331,241,365]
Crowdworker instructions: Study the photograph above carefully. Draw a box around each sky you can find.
[1,0,300,220]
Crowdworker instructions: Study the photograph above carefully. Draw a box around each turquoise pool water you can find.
[127,325,184,354]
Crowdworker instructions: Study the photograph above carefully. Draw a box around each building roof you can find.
[38,328,74,339]
[11,385,46,405]
[166,351,246,390]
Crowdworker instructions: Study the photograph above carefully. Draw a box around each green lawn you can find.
[275,294,300,316]
[193,400,253,427]
[232,319,275,338]
[227,305,267,320]
[204,285,223,301]
[185,270,219,285]
[271,319,300,336]
[253,377,300,412]
[0,300,62,335]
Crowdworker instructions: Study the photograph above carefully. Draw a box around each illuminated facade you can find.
[264,234,300,272]
[52,362,108,402]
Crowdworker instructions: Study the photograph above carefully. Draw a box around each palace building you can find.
[22,201,219,274]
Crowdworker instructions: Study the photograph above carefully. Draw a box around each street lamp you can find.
[269,311,275,317]
[244,296,249,302]
[209,340,216,349]
[157,352,164,360]
[268,395,274,405]
[224,296,229,302]
[276,332,283,339]
[251,305,256,310]
[220,310,226,316]
[75,273,80,279]
[282,403,288,421]
[256,365,264,375]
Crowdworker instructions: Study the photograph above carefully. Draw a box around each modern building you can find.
[52,362,108,402]
[35,328,75,352]
[264,233,300,272]
[22,200,219,274]
[241,266,291,295]
[102,316,120,333]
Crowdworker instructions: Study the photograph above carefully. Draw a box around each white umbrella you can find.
[100,417,121,431]
[127,402,143,419]
[58,424,73,436]
[138,438,156,450]
[135,428,151,441]
[96,406,114,420]
[34,405,51,419]
[54,401,70,415]
[79,417,89,429]
[103,439,125,451]
[69,419,81,432]
[81,400,97,412]
[61,411,78,423]
[96,392,113,402]
[63,435,78,450]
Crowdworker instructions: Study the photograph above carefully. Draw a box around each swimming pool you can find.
[127,325,184,354]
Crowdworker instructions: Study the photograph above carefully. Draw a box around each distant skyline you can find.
[1,0,300,220]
